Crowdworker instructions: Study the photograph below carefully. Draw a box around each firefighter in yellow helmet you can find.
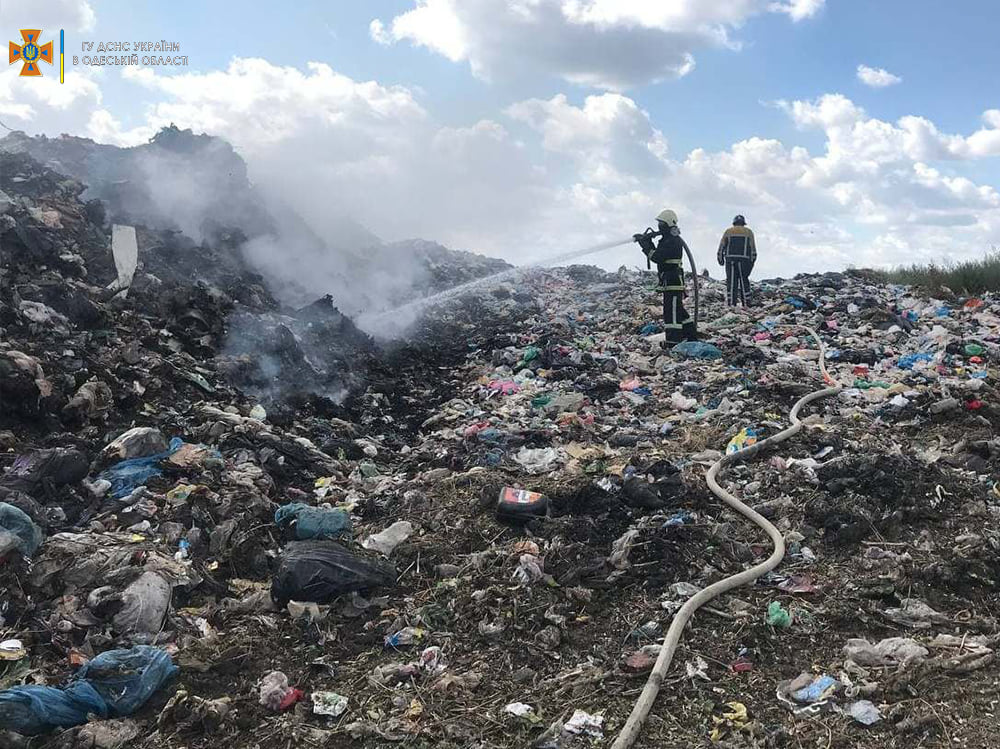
[634,209,696,343]
[718,214,757,307]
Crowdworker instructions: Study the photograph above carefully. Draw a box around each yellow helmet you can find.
[656,209,678,227]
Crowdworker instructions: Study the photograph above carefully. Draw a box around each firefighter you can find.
[717,214,756,307]
[634,209,696,343]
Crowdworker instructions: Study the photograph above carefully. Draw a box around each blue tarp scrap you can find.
[274,503,352,541]
[0,646,177,735]
[671,341,724,360]
[0,502,44,557]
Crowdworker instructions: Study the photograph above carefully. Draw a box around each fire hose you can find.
[610,326,843,749]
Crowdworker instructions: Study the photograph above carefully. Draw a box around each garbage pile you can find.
[4,140,1000,748]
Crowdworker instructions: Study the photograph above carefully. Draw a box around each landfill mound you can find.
[4,137,1000,748]
[3,204,1000,749]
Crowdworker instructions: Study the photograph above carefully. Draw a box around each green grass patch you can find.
[859,251,1000,296]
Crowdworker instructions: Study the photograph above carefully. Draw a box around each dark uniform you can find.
[717,225,757,307]
[637,228,696,342]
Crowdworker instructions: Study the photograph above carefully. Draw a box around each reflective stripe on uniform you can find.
[662,285,685,291]
[662,258,684,265]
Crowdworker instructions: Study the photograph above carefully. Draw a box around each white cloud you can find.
[857,64,902,88]
[504,91,1000,275]
[370,0,823,90]
[770,0,827,22]
[2,0,96,32]
[506,93,669,184]
[0,66,102,129]
[782,94,1000,165]
[368,19,391,46]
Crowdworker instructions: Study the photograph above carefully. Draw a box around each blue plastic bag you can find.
[0,646,176,735]
[97,437,183,499]
[0,683,107,735]
[792,674,839,703]
[0,502,44,557]
[275,503,352,541]
[671,341,723,360]
[897,352,933,370]
[78,645,178,716]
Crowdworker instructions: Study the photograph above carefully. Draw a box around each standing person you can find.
[634,209,697,343]
[717,215,757,307]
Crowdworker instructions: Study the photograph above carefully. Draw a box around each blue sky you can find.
[80,0,1000,155]
[2,0,1000,275]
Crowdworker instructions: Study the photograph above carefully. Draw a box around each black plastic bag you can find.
[0,448,88,496]
[271,541,395,604]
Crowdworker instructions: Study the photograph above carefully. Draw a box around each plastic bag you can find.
[0,448,88,496]
[0,646,176,735]
[0,502,44,557]
[113,571,172,636]
[274,503,352,541]
[897,352,933,370]
[78,646,178,716]
[361,521,413,556]
[97,438,182,499]
[271,541,395,604]
[671,341,723,360]
[0,683,107,735]
[726,428,759,455]
[513,446,563,474]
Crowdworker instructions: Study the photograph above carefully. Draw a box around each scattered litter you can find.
[766,601,792,628]
[361,521,414,556]
[710,702,751,742]
[504,702,540,723]
[845,699,881,725]
[1,139,998,745]
[844,637,928,667]
[563,709,604,737]
[884,598,950,629]
[726,427,759,455]
[312,691,349,718]
[777,672,840,715]
[259,671,303,712]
